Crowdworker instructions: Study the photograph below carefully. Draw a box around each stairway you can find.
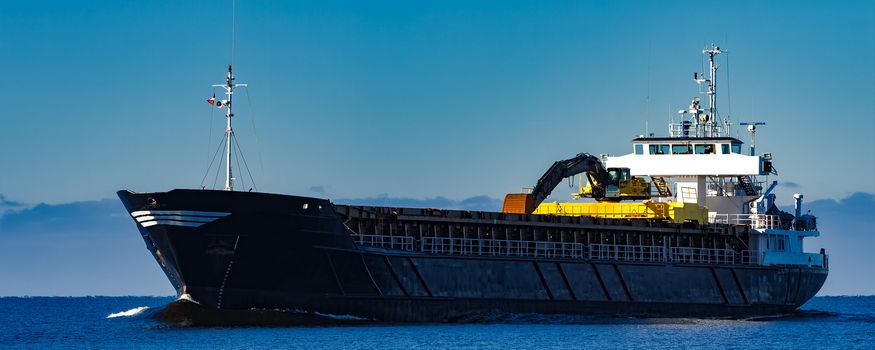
[737,175,758,196]
[652,177,672,197]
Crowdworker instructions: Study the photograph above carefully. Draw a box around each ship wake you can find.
[451,309,838,325]
[106,306,150,319]
[151,299,373,327]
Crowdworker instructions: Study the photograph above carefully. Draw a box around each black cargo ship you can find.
[119,46,827,323]
[118,188,826,322]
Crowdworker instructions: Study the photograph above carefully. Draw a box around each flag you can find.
[207,93,216,105]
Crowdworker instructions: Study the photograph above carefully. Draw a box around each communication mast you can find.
[693,44,723,137]
[211,66,246,190]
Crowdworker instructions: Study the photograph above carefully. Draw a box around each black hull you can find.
[118,189,828,323]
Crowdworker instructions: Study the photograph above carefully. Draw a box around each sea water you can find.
[1,296,873,349]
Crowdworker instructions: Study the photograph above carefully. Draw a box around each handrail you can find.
[740,250,764,265]
[588,244,737,265]
[348,233,803,267]
[350,234,414,251]
[421,237,585,259]
[711,213,782,230]
[668,122,727,138]
[589,244,666,262]
[671,246,735,265]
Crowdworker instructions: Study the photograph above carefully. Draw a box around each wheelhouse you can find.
[631,137,744,156]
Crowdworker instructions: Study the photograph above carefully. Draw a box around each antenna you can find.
[645,40,652,139]
[199,0,258,192]
[231,0,236,66]
[739,122,765,156]
[691,44,725,137]
[210,1,248,191]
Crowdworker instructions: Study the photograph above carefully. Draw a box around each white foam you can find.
[313,312,368,321]
[106,306,149,319]
[176,293,200,304]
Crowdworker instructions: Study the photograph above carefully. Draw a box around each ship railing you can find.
[668,122,727,138]
[587,244,754,265]
[352,233,765,265]
[670,247,736,265]
[711,213,782,230]
[421,237,586,259]
[740,250,765,265]
[350,234,415,251]
[588,244,667,263]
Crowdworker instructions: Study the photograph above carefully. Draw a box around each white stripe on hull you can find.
[131,210,230,228]
[135,215,218,223]
[131,210,230,218]
[140,220,207,228]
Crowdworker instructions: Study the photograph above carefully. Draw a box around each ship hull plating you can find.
[118,189,827,322]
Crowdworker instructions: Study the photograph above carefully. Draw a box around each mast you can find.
[690,44,722,137]
[703,44,721,137]
[212,65,246,191]
[224,66,234,191]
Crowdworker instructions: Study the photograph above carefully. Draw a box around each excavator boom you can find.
[502,153,609,214]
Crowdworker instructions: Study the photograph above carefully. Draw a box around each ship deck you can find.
[333,204,792,267]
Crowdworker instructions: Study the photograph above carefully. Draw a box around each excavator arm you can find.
[502,153,609,214]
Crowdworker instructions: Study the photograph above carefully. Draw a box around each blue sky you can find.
[1,0,873,205]
[0,1,873,295]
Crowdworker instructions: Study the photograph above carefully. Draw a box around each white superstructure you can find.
[604,44,823,267]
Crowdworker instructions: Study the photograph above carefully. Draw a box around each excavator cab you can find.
[577,167,649,201]
[605,167,630,197]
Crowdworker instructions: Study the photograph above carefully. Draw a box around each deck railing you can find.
[668,122,727,138]
[711,213,782,230]
[421,237,586,259]
[589,244,666,263]
[350,234,815,267]
[350,234,415,251]
[587,244,737,265]
[670,247,736,265]
[740,250,765,265]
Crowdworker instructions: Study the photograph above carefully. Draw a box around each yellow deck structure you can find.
[533,201,709,224]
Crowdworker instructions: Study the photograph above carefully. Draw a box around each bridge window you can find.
[635,144,644,155]
[661,144,670,154]
[672,144,692,154]
[731,143,742,154]
[721,144,730,154]
[694,144,715,154]
[649,144,670,155]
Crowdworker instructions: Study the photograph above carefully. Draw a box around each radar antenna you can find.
[739,122,766,156]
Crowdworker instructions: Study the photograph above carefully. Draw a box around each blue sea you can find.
[1,296,873,349]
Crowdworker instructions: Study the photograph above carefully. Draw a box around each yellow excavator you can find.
[501,153,708,223]
[502,153,651,214]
